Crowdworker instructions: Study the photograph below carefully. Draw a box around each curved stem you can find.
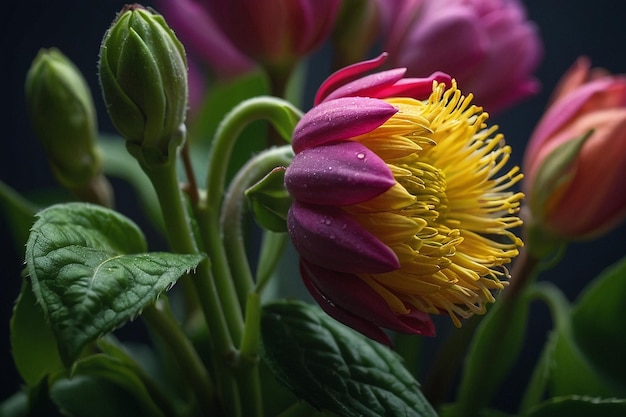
[221,145,293,306]
[196,96,301,343]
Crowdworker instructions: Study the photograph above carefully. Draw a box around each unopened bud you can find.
[98,4,188,165]
[25,48,102,188]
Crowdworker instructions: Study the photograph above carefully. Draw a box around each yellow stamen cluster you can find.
[346,81,524,326]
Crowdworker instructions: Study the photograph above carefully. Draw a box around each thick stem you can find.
[140,154,240,416]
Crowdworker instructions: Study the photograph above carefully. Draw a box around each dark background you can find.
[2,0,625,412]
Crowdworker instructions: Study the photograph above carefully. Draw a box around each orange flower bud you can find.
[523,57,626,249]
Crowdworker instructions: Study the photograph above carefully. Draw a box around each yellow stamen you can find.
[345,81,524,326]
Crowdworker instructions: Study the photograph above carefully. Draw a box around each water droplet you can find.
[329,234,336,239]
[356,152,365,160]
[324,217,332,225]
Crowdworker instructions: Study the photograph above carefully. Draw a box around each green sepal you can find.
[530,130,592,217]
[246,166,292,232]
[24,202,205,366]
[261,299,437,417]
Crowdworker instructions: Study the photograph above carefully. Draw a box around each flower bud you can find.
[523,57,626,251]
[98,4,188,164]
[25,48,102,188]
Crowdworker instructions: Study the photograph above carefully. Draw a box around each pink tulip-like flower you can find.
[523,57,626,244]
[153,0,255,79]
[285,53,524,344]
[376,0,543,114]
[203,0,340,67]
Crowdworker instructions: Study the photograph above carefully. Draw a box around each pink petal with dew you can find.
[288,201,399,274]
[285,141,395,206]
[314,53,389,105]
[301,260,435,345]
[292,97,397,153]
[322,68,407,102]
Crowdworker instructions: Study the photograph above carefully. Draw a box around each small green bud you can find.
[25,48,102,187]
[98,4,188,165]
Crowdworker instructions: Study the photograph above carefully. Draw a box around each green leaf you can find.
[522,396,626,417]
[50,374,163,417]
[0,179,38,250]
[72,353,168,417]
[25,202,205,365]
[571,257,626,388]
[246,166,292,232]
[261,299,437,417]
[10,279,64,386]
[546,257,626,398]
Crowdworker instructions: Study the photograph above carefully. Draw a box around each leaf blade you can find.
[261,299,437,417]
[25,202,205,365]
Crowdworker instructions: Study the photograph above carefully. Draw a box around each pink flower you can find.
[523,57,626,243]
[154,0,255,79]
[202,0,340,68]
[285,54,524,344]
[376,0,543,114]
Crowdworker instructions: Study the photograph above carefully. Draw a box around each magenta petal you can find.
[285,141,395,206]
[288,201,399,273]
[301,266,393,345]
[292,97,397,154]
[314,52,389,105]
[374,72,452,99]
[301,260,436,340]
[322,68,408,103]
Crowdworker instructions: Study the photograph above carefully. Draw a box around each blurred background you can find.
[2,0,625,411]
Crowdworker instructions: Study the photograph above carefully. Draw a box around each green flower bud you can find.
[25,48,102,188]
[98,4,188,165]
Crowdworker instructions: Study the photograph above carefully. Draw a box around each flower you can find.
[152,0,254,80]
[522,57,626,247]
[284,53,524,344]
[98,4,188,164]
[200,0,340,67]
[376,0,543,114]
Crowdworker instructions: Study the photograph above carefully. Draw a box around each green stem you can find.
[142,303,216,416]
[517,281,571,413]
[196,96,301,342]
[255,231,289,295]
[221,145,293,306]
[138,152,240,416]
[235,293,263,417]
